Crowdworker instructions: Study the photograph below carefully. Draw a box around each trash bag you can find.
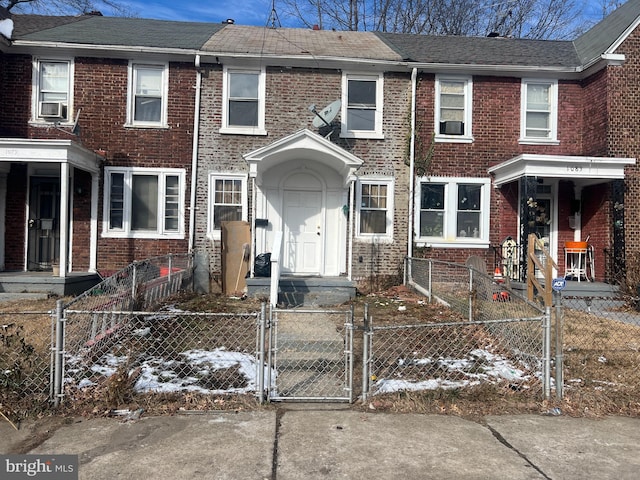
[254,253,271,277]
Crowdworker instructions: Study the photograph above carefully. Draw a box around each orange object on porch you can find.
[564,241,589,282]
[493,266,504,283]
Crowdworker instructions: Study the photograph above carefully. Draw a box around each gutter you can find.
[188,54,202,253]
[407,68,417,260]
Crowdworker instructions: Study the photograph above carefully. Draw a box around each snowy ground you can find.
[372,348,538,395]
[66,345,536,397]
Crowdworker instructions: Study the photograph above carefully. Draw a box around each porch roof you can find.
[489,154,636,187]
[0,139,103,174]
[243,129,363,185]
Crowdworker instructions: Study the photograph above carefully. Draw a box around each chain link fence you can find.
[269,308,354,402]
[363,257,550,399]
[558,291,640,401]
[60,309,261,405]
[64,253,194,312]
[0,311,55,409]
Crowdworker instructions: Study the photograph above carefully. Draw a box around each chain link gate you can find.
[266,307,354,402]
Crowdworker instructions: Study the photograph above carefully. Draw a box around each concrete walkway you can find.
[2,407,639,479]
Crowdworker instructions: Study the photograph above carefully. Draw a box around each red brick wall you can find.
[0,54,31,137]
[4,164,27,270]
[71,169,92,270]
[582,69,608,156]
[414,73,587,269]
[1,55,196,272]
[581,183,610,280]
[608,29,640,261]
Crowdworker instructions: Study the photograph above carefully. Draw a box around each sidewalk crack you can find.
[270,408,285,480]
[486,424,552,480]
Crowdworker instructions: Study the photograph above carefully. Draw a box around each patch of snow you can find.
[373,348,532,395]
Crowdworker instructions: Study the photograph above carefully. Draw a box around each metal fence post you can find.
[404,256,409,286]
[131,261,138,300]
[53,299,65,407]
[428,259,432,303]
[555,291,564,400]
[544,306,551,400]
[258,302,266,404]
[361,303,370,401]
[468,269,474,322]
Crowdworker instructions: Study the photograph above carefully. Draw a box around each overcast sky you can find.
[95,0,620,29]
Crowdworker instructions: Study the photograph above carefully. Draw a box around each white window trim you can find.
[519,78,559,145]
[414,176,490,248]
[207,172,248,241]
[102,166,186,239]
[219,65,267,136]
[355,176,394,243]
[341,72,384,139]
[125,62,169,128]
[30,57,74,125]
[434,75,473,143]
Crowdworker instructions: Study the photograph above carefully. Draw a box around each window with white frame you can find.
[127,63,168,127]
[33,59,72,122]
[435,75,472,141]
[220,66,266,135]
[208,173,247,239]
[415,177,490,246]
[356,178,394,240]
[103,167,185,238]
[342,73,384,138]
[520,79,558,143]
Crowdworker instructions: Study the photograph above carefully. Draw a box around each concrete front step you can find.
[246,276,356,307]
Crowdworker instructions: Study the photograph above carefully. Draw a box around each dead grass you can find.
[3,287,640,419]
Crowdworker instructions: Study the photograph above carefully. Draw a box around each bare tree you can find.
[1,0,135,16]
[279,0,597,39]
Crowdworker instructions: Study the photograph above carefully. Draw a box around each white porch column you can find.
[58,162,69,277]
[89,172,99,272]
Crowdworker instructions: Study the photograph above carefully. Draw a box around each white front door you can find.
[283,189,323,274]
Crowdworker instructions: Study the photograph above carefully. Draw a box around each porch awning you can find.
[488,154,636,187]
[243,129,363,185]
[0,138,103,173]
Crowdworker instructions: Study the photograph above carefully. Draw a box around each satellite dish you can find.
[311,100,341,128]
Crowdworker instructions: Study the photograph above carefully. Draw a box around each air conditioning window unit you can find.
[440,121,464,135]
[39,101,63,118]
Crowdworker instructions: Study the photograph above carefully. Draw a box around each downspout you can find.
[188,54,202,253]
[348,177,355,280]
[407,68,417,259]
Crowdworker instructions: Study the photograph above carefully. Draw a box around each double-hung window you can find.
[520,79,558,144]
[342,73,384,138]
[415,177,490,247]
[220,66,266,135]
[356,177,394,241]
[34,59,73,122]
[435,75,472,142]
[127,63,168,127]
[208,173,248,239]
[103,167,185,238]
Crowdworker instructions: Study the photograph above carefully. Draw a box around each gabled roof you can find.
[375,33,579,68]
[574,0,640,65]
[5,0,640,73]
[12,15,226,50]
[203,25,404,62]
